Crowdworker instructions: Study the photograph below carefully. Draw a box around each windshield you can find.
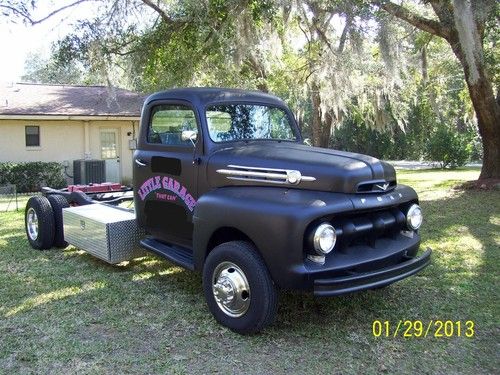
[206,104,297,143]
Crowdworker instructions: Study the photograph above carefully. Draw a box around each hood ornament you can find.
[217,165,316,185]
[375,182,390,191]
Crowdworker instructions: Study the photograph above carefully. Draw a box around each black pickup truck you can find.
[25,88,431,334]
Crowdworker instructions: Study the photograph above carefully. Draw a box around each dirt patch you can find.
[455,178,500,191]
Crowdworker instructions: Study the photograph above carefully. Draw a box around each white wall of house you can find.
[0,117,139,185]
[0,120,85,162]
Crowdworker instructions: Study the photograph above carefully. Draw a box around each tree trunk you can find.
[421,44,442,124]
[468,79,500,179]
[247,54,269,93]
[375,0,500,180]
[310,82,333,148]
[449,41,500,179]
[310,82,323,147]
[322,110,334,148]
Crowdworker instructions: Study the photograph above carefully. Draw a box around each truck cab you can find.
[25,88,431,334]
[132,88,431,332]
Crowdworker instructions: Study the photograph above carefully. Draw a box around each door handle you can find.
[135,159,147,167]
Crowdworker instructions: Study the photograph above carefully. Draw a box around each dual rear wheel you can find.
[25,195,68,250]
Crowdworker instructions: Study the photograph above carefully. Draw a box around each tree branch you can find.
[305,1,335,53]
[314,21,334,53]
[0,5,28,19]
[372,1,450,40]
[139,0,177,25]
[428,0,454,24]
[11,0,95,26]
[337,14,352,53]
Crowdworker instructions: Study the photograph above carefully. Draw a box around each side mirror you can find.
[181,130,197,146]
[303,138,312,146]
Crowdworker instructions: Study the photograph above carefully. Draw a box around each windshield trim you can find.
[203,100,300,144]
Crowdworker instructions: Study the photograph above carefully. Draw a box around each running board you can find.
[140,238,194,270]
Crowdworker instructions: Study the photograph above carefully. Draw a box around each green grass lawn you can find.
[0,195,32,213]
[0,168,498,374]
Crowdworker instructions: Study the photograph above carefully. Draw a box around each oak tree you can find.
[373,0,499,179]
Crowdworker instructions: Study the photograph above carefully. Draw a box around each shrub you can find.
[465,128,483,162]
[0,162,66,193]
[424,126,471,169]
[331,116,394,159]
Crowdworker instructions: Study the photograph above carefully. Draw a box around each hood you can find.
[207,142,397,194]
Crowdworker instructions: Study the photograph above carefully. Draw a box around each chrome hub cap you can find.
[212,262,250,317]
[27,208,39,241]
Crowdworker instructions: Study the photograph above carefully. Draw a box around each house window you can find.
[25,126,40,147]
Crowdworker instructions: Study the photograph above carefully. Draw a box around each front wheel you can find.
[202,241,278,334]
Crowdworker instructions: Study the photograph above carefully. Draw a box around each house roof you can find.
[0,83,144,117]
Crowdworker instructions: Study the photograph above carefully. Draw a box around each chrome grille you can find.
[331,207,407,248]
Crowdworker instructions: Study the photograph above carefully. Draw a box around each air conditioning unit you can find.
[73,159,106,184]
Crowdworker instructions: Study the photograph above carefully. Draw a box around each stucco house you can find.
[0,82,145,184]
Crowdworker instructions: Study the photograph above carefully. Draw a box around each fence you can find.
[0,185,39,212]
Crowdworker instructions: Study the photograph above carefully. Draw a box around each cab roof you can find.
[145,87,287,108]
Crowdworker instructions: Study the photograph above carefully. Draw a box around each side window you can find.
[148,104,197,145]
[25,125,40,147]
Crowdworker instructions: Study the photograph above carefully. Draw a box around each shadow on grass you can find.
[269,189,499,333]
[61,249,202,291]
[0,226,202,318]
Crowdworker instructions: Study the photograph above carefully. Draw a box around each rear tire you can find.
[203,241,278,334]
[47,194,69,248]
[25,196,55,250]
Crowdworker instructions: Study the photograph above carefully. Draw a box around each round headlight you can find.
[313,223,336,254]
[406,204,423,230]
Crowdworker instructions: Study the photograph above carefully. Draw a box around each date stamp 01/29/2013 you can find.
[372,320,475,338]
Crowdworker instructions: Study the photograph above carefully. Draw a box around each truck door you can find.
[133,101,201,248]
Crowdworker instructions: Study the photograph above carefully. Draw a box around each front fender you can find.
[193,185,419,289]
[192,186,352,288]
